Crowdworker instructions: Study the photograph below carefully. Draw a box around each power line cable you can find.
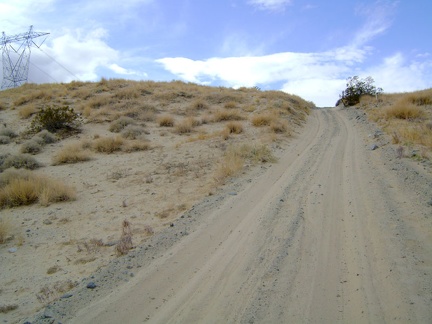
[36,46,80,81]
[29,60,59,83]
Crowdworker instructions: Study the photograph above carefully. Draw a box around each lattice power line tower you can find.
[1,26,49,90]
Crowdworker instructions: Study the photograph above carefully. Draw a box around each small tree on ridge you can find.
[338,76,383,106]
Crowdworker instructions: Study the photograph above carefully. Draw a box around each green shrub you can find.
[20,140,43,155]
[1,154,41,171]
[0,128,17,138]
[338,76,383,106]
[0,136,10,144]
[36,130,57,144]
[30,105,82,133]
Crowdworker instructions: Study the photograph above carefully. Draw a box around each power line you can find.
[36,46,80,81]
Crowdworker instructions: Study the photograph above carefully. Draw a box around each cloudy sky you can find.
[1,0,431,106]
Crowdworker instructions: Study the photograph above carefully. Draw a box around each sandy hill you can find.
[0,80,314,322]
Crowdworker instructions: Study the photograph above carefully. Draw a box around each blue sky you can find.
[1,0,431,106]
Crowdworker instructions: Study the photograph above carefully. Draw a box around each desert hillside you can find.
[354,88,432,161]
[0,80,314,323]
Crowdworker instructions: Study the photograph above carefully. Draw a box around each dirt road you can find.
[35,108,432,323]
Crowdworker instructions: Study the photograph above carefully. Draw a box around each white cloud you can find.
[352,1,397,46]
[27,28,119,83]
[247,0,292,11]
[281,78,346,107]
[156,46,370,106]
[108,63,148,77]
[365,53,432,93]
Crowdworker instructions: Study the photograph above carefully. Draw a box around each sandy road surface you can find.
[34,108,432,323]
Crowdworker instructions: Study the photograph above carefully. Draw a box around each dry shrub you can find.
[0,128,17,138]
[52,142,92,165]
[235,143,276,163]
[37,280,77,305]
[175,118,194,134]
[36,130,57,144]
[224,101,237,109]
[20,139,43,155]
[190,99,209,111]
[398,124,432,148]
[270,120,290,134]
[121,125,145,139]
[122,140,151,152]
[113,87,140,100]
[0,304,18,313]
[403,90,432,106]
[213,109,244,122]
[214,151,244,184]
[0,218,11,244]
[93,136,124,153]
[384,102,425,120]
[109,116,135,133]
[19,104,38,119]
[158,114,175,127]
[221,127,230,140]
[0,169,76,208]
[0,136,10,144]
[1,154,41,171]
[116,219,133,256]
[86,94,112,109]
[226,121,243,134]
[251,113,276,126]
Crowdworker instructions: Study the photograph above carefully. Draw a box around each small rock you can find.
[86,282,97,289]
[427,199,432,207]
[43,219,52,225]
[371,144,379,151]
[43,308,54,318]
[61,293,73,299]
[8,247,17,253]
[228,192,237,196]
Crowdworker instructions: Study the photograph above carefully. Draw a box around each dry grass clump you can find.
[121,125,146,139]
[236,143,276,163]
[214,150,244,184]
[0,218,11,244]
[109,116,135,133]
[214,143,275,184]
[122,140,152,152]
[251,113,276,126]
[270,120,290,134]
[0,169,76,208]
[224,101,237,109]
[19,104,38,119]
[213,109,244,122]
[158,114,175,127]
[174,118,196,134]
[384,101,425,120]
[190,99,209,111]
[36,280,77,305]
[92,136,124,153]
[116,219,133,256]
[52,142,92,165]
[225,121,244,134]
